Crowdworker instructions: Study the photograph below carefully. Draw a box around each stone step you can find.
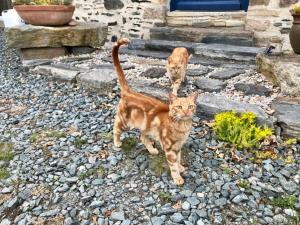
[166,11,246,28]
[126,39,263,63]
[150,26,254,47]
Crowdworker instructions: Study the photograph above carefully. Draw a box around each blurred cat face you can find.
[167,58,185,76]
[169,92,198,120]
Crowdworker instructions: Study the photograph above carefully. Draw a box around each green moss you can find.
[29,130,66,143]
[0,168,10,179]
[29,133,39,143]
[213,111,272,150]
[269,195,297,209]
[149,153,169,176]
[237,179,251,190]
[0,142,14,161]
[99,132,114,141]
[158,191,172,204]
[46,130,66,139]
[74,138,87,148]
[79,166,106,180]
[121,137,138,154]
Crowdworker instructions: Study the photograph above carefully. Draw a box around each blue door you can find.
[170,0,249,11]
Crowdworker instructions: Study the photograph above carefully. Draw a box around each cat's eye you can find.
[188,105,194,109]
[176,106,182,109]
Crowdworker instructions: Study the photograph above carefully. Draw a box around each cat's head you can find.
[169,92,198,121]
[167,57,185,75]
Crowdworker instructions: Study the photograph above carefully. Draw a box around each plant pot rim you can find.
[292,13,300,16]
[14,5,75,11]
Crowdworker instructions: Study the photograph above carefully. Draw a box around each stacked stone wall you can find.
[74,0,296,52]
[73,0,167,41]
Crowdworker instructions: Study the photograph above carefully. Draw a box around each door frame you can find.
[170,0,250,12]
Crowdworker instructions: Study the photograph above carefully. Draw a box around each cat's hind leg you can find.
[141,133,159,155]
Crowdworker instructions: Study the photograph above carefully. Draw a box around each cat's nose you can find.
[183,110,189,115]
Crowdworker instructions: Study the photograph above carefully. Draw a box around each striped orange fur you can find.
[112,38,198,185]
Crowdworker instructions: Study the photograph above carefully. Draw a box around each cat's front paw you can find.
[173,176,184,186]
[114,140,122,148]
[148,148,159,155]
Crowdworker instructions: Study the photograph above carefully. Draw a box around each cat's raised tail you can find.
[112,38,130,93]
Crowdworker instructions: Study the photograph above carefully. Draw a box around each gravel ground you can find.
[0,28,300,225]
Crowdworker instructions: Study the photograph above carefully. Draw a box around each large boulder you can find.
[5,23,108,49]
[197,93,273,127]
[256,54,300,97]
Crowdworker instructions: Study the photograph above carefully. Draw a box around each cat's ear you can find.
[189,91,198,103]
[167,56,172,64]
[169,93,177,104]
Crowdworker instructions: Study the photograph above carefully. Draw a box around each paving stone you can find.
[197,93,273,126]
[187,68,211,77]
[32,65,80,82]
[5,23,108,48]
[234,83,272,96]
[129,39,196,53]
[194,78,227,92]
[140,67,167,79]
[209,69,244,80]
[119,48,169,59]
[77,67,117,95]
[195,43,263,62]
[272,99,300,138]
[129,79,169,102]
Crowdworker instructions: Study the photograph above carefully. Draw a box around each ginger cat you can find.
[167,47,190,95]
[112,38,198,185]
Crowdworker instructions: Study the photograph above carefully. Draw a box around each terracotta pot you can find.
[14,5,75,26]
[290,13,300,54]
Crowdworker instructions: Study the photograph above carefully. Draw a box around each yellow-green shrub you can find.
[213,111,272,150]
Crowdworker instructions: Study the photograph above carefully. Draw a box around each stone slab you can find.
[119,48,169,59]
[194,78,227,92]
[272,100,300,138]
[187,68,212,77]
[129,79,169,102]
[256,53,300,97]
[22,59,53,68]
[234,83,272,96]
[5,23,108,49]
[32,64,80,82]
[129,39,196,53]
[195,43,263,62]
[140,67,167,79]
[209,68,244,80]
[150,26,254,47]
[20,47,67,60]
[197,93,273,126]
[77,68,117,95]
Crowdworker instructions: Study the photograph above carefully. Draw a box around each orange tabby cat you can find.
[166,47,190,95]
[112,38,198,185]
